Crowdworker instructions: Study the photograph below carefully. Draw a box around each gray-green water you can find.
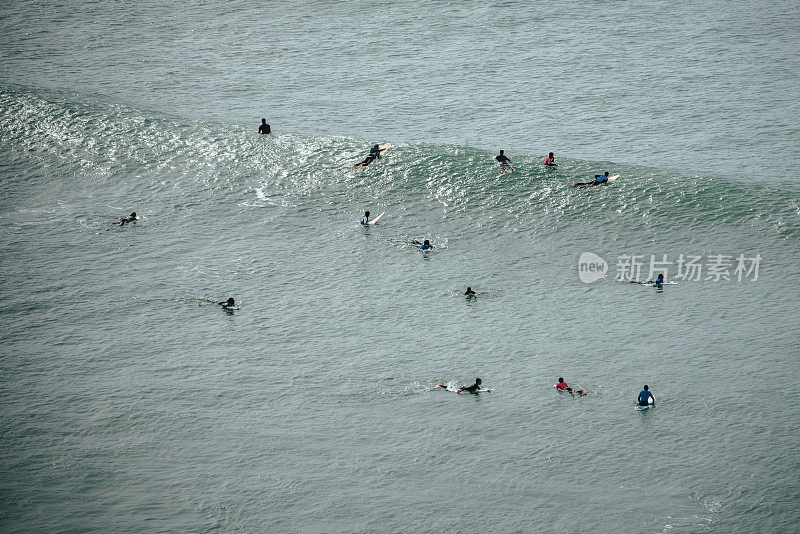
[1,1,799,532]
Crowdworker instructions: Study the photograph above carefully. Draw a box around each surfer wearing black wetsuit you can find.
[465,287,476,296]
[458,378,482,393]
[259,118,270,135]
[572,171,610,187]
[495,150,511,166]
[207,297,236,309]
[115,212,137,226]
[638,385,655,406]
[361,211,370,225]
[358,144,381,167]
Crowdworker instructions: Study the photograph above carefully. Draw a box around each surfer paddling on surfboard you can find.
[412,239,433,250]
[354,143,387,168]
[495,150,515,173]
[206,297,239,310]
[572,171,614,187]
[435,378,483,393]
[113,212,137,226]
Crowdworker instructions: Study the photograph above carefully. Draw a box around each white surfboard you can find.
[368,212,385,225]
[607,174,620,182]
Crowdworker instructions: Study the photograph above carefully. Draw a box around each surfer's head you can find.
[499,150,504,155]
[657,274,663,280]
[605,171,610,176]
[475,378,482,385]
[262,118,266,123]
[423,240,430,246]
[226,298,235,306]
[643,385,649,390]
[549,152,554,157]
[130,212,136,218]
[365,211,370,217]
[559,377,564,383]
[374,143,379,148]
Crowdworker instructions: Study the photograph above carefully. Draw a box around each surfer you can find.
[637,385,655,406]
[566,387,587,396]
[556,377,569,391]
[357,144,382,168]
[114,212,137,226]
[412,239,433,250]
[458,378,482,393]
[360,211,370,225]
[495,150,514,172]
[258,118,270,135]
[544,152,558,166]
[652,274,665,286]
[572,171,610,188]
[465,287,476,296]
[207,297,236,310]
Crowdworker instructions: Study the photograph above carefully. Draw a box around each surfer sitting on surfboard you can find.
[572,171,610,187]
[114,212,137,226]
[544,152,558,166]
[495,150,515,172]
[356,144,382,168]
[465,287,476,296]
[412,239,433,250]
[637,385,655,406]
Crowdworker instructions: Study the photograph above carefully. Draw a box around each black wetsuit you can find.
[465,290,476,296]
[361,145,381,166]
[460,382,481,393]
[259,122,271,135]
[495,154,511,165]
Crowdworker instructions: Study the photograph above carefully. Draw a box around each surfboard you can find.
[607,174,620,182]
[636,398,655,410]
[368,212,385,225]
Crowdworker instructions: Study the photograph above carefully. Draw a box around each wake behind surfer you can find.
[638,385,655,406]
[572,171,610,188]
[544,152,558,166]
[259,118,271,135]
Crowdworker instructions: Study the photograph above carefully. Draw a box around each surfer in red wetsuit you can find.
[556,377,569,390]
[544,152,558,166]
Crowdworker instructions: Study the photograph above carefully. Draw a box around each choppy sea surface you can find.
[1,1,799,532]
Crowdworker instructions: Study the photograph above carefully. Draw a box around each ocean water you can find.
[1,1,799,532]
